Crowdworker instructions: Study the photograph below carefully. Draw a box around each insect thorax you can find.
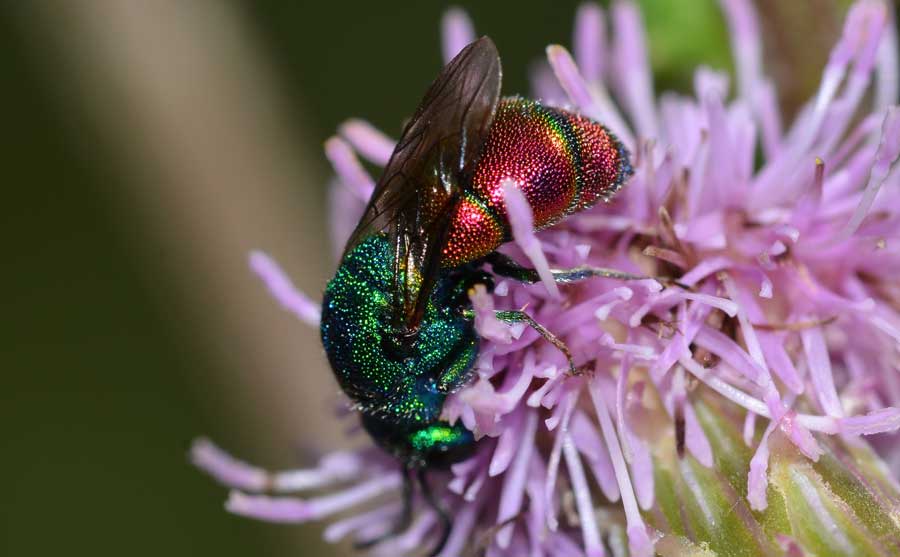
[320,234,479,462]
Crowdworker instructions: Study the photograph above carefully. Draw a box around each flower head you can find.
[194,2,900,555]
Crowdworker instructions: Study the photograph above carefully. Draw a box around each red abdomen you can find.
[441,97,632,267]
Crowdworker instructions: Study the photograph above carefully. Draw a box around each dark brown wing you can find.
[341,37,502,332]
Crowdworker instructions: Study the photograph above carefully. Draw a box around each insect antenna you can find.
[417,467,452,557]
[465,508,527,557]
[354,465,414,550]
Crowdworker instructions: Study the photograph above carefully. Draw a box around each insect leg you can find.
[417,468,451,557]
[485,251,684,288]
[354,465,414,549]
[483,251,543,283]
[494,309,579,375]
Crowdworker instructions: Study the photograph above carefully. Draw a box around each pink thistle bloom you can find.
[195,1,900,555]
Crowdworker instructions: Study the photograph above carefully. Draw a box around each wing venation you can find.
[341,37,502,332]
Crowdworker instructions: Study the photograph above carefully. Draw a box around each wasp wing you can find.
[341,37,502,331]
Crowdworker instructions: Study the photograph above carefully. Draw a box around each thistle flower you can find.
[193,1,900,555]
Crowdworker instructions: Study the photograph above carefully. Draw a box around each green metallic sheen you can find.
[409,423,470,453]
[320,234,479,466]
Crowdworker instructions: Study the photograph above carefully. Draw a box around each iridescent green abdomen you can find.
[320,234,478,466]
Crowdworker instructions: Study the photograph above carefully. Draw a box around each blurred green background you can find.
[1,1,847,556]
